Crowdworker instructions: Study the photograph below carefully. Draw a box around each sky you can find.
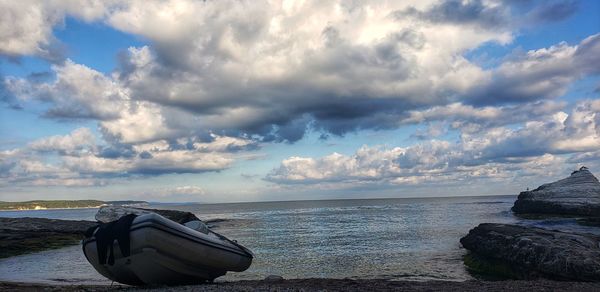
[0,0,599,203]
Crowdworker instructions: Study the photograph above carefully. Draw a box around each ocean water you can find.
[1,195,598,285]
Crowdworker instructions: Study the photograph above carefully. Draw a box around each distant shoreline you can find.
[0,206,103,212]
[0,200,147,212]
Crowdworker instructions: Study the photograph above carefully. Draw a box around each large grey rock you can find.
[512,167,600,216]
[95,206,200,224]
[460,223,600,281]
[0,217,97,258]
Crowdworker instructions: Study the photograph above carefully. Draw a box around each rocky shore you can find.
[512,167,600,216]
[461,223,600,281]
[0,217,96,258]
[0,207,203,258]
[3,173,600,289]
[3,279,600,292]
[461,167,600,281]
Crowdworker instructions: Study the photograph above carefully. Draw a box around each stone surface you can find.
[142,207,201,224]
[0,217,97,258]
[460,223,600,281]
[1,207,202,258]
[4,279,600,292]
[95,206,200,224]
[512,168,600,216]
[264,275,284,282]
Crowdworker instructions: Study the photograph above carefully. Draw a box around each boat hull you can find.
[82,214,252,285]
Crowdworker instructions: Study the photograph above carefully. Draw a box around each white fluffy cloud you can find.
[104,0,512,139]
[1,0,598,195]
[0,128,256,187]
[28,127,96,155]
[465,33,600,105]
[3,1,596,143]
[5,60,127,120]
[0,0,119,59]
[0,1,541,140]
[267,99,600,186]
[401,100,567,134]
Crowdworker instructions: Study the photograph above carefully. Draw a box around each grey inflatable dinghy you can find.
[82,213,253,285]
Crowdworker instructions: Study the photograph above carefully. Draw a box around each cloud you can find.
[103,0,508,140]
[402,100,566,134]
[63,150,233,176]
[410,122,448,140]
[1,0,598,194]
[267,99,600,186]
[0,73,21,109]
[125,185,211,202]
[266,143,564,187]
[466,33,600,105]
[0,128,258,187]
[0,0,118,60]
[0,0,62,58]
[527,0,578,23]
[397,0,510,29]
[2,1,598,144]
[6,3,598,145]
[7,60,127,120]
[29,127,96,155]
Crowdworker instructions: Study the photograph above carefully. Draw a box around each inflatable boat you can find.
[82,213,253,285]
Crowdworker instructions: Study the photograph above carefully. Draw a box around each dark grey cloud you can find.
[574,33,600,75]
[97,144,135,159]
[396,0,509,29]
[398,0,580,30]
[139,151,153,159]
[466,33,600,106]
[528,0,578,23]
[111,30,421,143]
[568,150,600,163]
[26,71,53,83]
[2,0,597,151]
[267,99,600,186]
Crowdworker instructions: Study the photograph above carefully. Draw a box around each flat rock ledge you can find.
[95,206,201,224]
[512,168,600,217]
[0,208,202,259]
[460,223,600,281]
[0,217,97,258]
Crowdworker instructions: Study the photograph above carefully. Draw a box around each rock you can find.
[460,223,600,281]
[142,208,201,224]
[512,167,600,216]
[95,206,200,224]
[0,217,97,258]
[95,206,151,222]
[577,217,600,227]
[264,275,284,282]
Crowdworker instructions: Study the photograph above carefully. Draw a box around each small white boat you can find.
[82,213,253,285]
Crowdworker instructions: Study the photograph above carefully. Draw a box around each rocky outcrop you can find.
[512,167,600,216]
[95,206,201,224]
[460,223,600,281]
[139,207,201,224]
[0,217,97,258]
[1,207,202,259]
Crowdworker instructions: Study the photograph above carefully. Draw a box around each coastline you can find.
[0,217,96,258]
[0,206,103,212]
[3,279,600,292]
[0,215,231,259]
[2,194,598,287]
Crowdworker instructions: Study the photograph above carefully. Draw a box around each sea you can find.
[1,195,598,285]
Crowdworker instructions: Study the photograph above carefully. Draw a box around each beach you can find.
[3,279,600,291]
